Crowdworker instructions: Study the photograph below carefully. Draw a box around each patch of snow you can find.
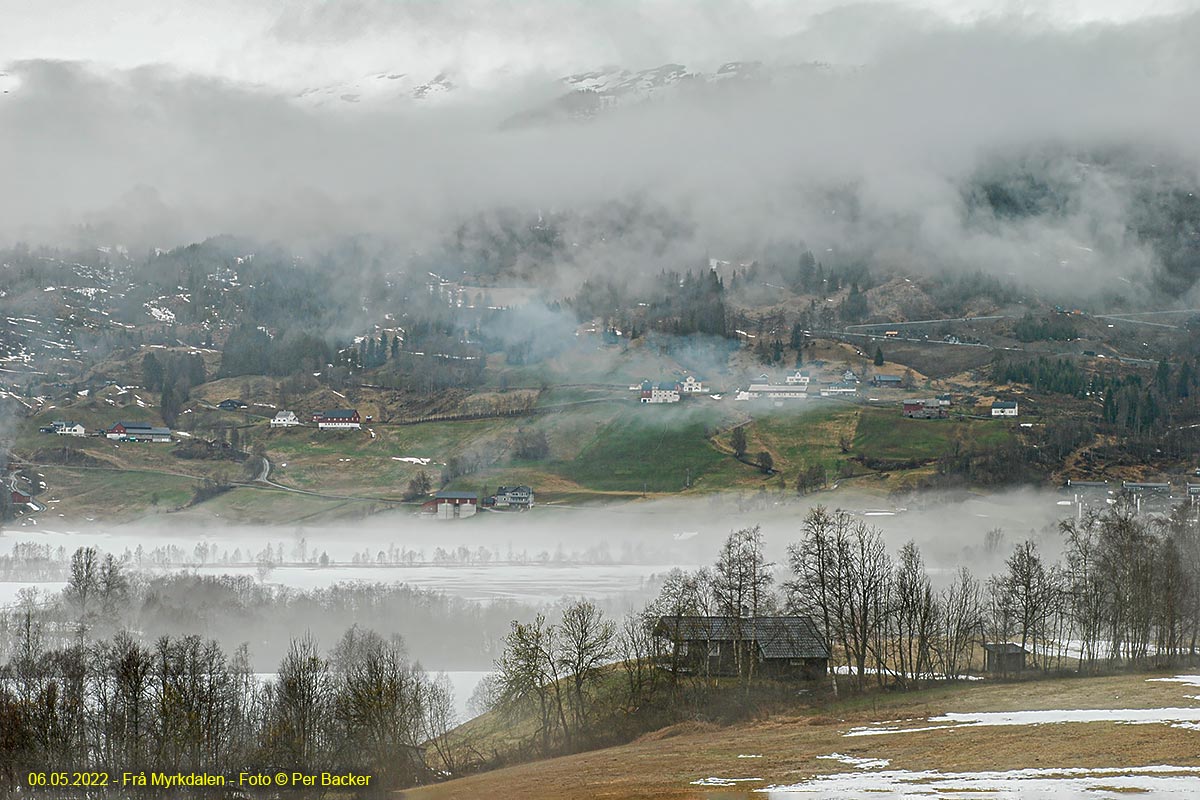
[846,707,1200,737]
[737,754,763,759]
[692,777,762,787]
[392,457,432,466]
[761,765,1200,798]
[1149,676,1200,688]
[817,753,890,770]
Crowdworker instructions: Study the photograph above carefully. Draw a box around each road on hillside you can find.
[250,456,408,505]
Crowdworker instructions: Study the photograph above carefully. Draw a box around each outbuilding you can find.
[982,642,1028,673]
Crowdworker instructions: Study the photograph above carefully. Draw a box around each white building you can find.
[271,410,300,428]
[493,485,535,509]
[56,422,87,437]
[640,381,681,404]
[820,383,858,397]
[784,371,811,386]
[991,401,1019,417]
[678,375,706,393]
[747,383,808,400]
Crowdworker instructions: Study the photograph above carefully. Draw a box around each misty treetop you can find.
[570,265,729,340]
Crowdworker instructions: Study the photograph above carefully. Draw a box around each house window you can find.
[708,641,721,659]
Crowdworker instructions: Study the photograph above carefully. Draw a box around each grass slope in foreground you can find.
[408,672,1200,800]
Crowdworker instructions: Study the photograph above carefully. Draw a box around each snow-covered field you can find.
[756,674,1200,796]
[0,581,64,606]
[762,765,1200,798]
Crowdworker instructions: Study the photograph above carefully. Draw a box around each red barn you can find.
[315,409,361,430]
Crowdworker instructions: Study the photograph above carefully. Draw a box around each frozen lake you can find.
[0,561,675,606]
[183,562,674,604]
[2,490,1077,610]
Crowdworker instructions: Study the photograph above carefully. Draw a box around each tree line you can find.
[0,625,456,796]
[479,500,1200,767]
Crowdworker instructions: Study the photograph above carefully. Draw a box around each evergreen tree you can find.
[731,426,748,458]
[1155,358,1172,397]
[874,347,884,367]
[143,352,164,391]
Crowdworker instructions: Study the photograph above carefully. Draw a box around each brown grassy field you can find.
[401,672,1200,800]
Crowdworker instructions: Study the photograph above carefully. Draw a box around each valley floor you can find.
[401,672,1200,799]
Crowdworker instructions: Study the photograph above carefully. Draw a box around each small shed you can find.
[983,642,1028,673]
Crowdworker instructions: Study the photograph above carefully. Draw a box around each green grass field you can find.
[12,394,1019,522]
[853,408,1012,461]
[557,407,730,492]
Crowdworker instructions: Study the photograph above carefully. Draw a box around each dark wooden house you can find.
[653,615,829,680]
[982,642,1028,673]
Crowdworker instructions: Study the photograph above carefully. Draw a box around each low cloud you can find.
[2,4,1199,296]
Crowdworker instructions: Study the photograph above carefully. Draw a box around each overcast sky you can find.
[3,1,1199,295]
[3,1,1197,90]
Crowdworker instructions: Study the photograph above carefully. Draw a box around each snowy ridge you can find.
[295,71,458,108]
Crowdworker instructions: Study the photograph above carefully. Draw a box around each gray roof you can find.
[114,422,170,434]
[982,642,1028,654]
[655,616,829,660]
[116,423,171,436]
[321,408,358,419]
[434,490,477,500]
[992,401,1018,409]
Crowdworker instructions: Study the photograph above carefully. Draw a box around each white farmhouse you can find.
[56,421,87,437]
[640,380,681,404]
[271,410,300,428]
[678,375,706,393]
[784,370,811,386]
[991,401,1019,417]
